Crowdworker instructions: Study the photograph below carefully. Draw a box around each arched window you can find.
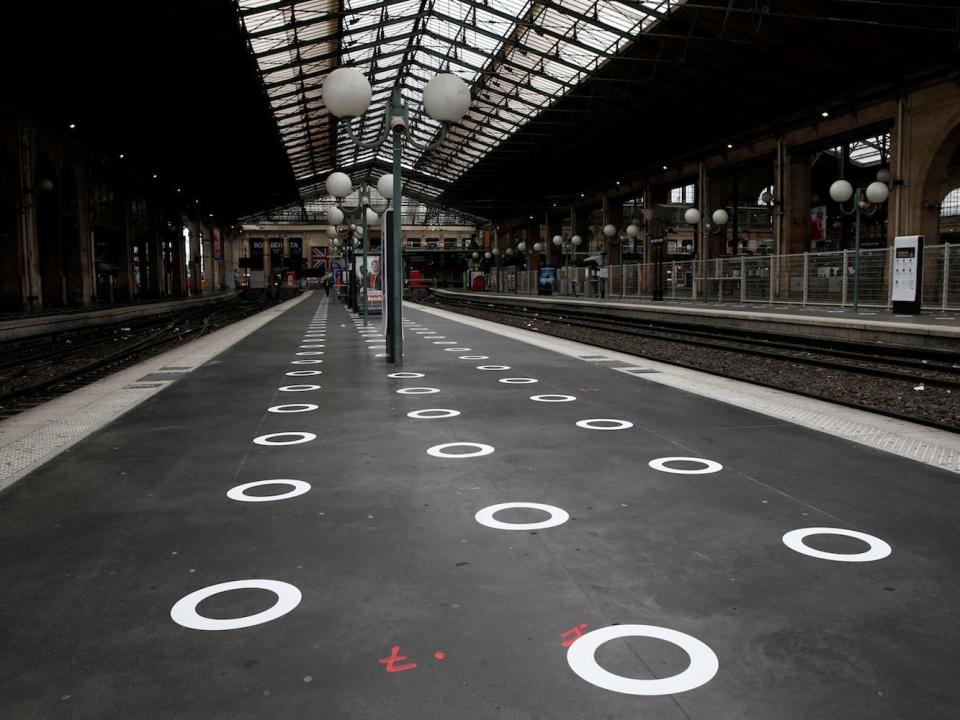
[941,187,960,217]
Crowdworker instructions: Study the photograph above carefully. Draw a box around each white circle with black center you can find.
[388,372,424,379]
[566,624,719,696]
[227,479,311,502]
[648,457,722,474]
[474,502,568,530]
[477,365,511,371]
[279,384,321,392]
[576,419,633,430]
[268,403,318,413]
[253,432,316,446]
[286,370,322,376]
[296,351,324,356]
[170,579,302,631]
[427,442,494,458]
[397,387,440,395]
[407,408,460,419]
[530,394,576,402]
[782,527,891,562]
[445,347,471,352]
[459,355,489,360]
[499,377,539,384]
[291,359,322,365]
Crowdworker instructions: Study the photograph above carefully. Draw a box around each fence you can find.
[483,243,959,310]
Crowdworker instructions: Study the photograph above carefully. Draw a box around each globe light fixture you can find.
[517,241,527,252]
[876,168,892,184]
[322,67,372,118]
[472,251,480,259]
[829,179,854,204]
[533,242,542,252]
[422,73,471,122]
[602,224,617,238]
[865,181,890,204]
[326,206,345,225]
[831,175,891,309]
[712,209,729,226]
[571,235,582,247]
[552,234,563,247]
[376,173,394,200]
[484,251,492,260]
[684,208,701,225]
[326,225,338,239]
[326,171,353,198]
[625,224,640,239]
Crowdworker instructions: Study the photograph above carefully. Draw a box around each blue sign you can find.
[538,267,558,289]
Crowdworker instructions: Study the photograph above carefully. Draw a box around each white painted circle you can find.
[279,384,321,392]
[286,370,322,376]
[296,351,324,355]
[530,394,576,402]
[459,355,488,360]
[407,408,461,419]
[499,377,539,384]
[375,353,388,357]
[474,502,568,530]
[396,387,440,395]
[227,479,311,502]
[576,418,633,430]
[291,359,322,365]
[415,330,433,334]
[782,527,892,562]
[365,339,383,343]
[388,372,425,379]
[267,403,318,413]
[253,432,316,446]
[477,365,511,371]
[566,624,719,695]
[445,347,471,352]
[434,341,457,345]
[426,442,495,458]
[170,579,302,631]
[648,457,723,474]
[300,345,324,349]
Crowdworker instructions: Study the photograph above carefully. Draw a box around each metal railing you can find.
[479,244,959,310]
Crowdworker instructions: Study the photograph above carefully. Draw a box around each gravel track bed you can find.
[423,299,960,432]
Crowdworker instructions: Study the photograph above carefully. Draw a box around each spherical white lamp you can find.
[712,209,729,226]
[876,168,892,184]
[471,251,479,259]
[326,224,338,239]
[376,173,394,200]
[684,208,701,225]
[423,73,471,123]
[38,178,54,192]
[326,171,353,198]
[326,206,344,225]
[491,247,499,256]
[865,181,890,204]
[571,235,582,247]
[533,242,542,252]
[322,67,372,118]
[505,247,514,256]
[602,224,617,238]
[364,208,379,224]
[332,238,340,247]
[517,241,527,252]
[484,251,492,259]
[552,234,563,247]
[626,224,640,238]
[829,179,854,203]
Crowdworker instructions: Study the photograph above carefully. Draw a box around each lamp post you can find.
[323,67,470,364]
[552,233,583,295]
[829,177,890,309]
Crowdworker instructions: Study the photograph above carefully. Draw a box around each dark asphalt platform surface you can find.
[1,295,958,720]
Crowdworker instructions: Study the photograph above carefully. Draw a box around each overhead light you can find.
[616,180,621,185]
[821,111,829,118]
[152,173,158,179]
[119,153,125,159]
[528,215,534,219]
[208,213,214,217]
[580,192,585,197]
[726,143,733,149]
[68,123,76,129]
[662,165,668,170]
[176,187,182,193]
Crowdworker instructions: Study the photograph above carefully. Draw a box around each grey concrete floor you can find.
[0,296,957,720]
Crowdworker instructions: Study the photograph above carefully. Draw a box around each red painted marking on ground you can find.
[378,646,417,673]
[560,623,589,647]
[434,651,446,660]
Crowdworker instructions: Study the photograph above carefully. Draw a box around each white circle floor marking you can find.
[296,351,324,356]
[253,432,316,446]
[416,330,433,334]
[499,377,539,384]
[426,336,445,339]
[397,387,440,395]
[576,418,633,430]
[434,341,457,345]
[477,365,511,370]
[286,370,322,376]
[566,624,719,696]
[445,347,471,352]
[291,359,322,364]
[388,372,425,379]
[782,527,892,562]
[300,345,324,349]
[530,394,576,402]
[278,384,322,392]
[268,403,319,413]
[374,353,389,358]
[459,355,489,360]
[227,479,311,502]
[426,442,495,458]
[365,339,383,343]
[474,502,568,530]
[648,457,723,475]
[170,579,302,631]
[407,408,460,419]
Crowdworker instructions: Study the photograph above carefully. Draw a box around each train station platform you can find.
[431,289,960,351]
[1,294,959,719]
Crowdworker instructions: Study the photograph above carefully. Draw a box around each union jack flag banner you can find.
[311,246,330,272]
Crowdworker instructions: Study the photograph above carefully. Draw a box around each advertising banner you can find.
[212,228,223,261]
[538,266,558,293]
[311,246,330,272]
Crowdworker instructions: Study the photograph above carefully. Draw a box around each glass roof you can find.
[237,0,684,201]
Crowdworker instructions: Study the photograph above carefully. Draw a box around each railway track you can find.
[424,292,960,433]
[0,295,282,419]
